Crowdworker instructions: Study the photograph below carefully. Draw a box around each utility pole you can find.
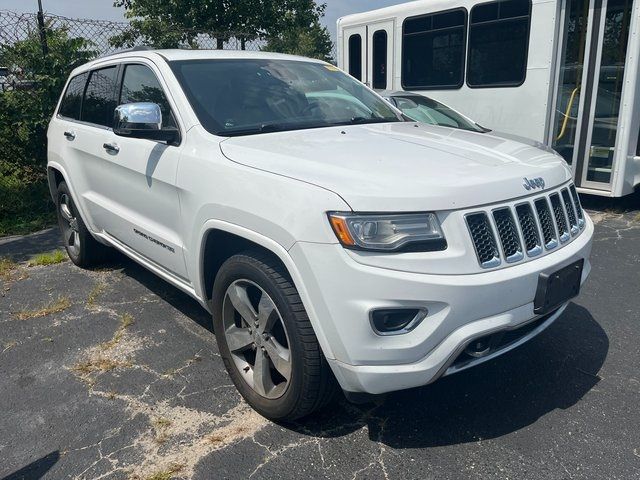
[37,0,49,56]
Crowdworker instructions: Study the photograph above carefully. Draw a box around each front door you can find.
[550,0,634,192]
[85,61,188,279]
[367,20,395,91]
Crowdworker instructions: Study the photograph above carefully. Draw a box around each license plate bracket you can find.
[533,259,584,315]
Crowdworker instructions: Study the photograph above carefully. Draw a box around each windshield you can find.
[169,59,403,136]
[389,95,487,133]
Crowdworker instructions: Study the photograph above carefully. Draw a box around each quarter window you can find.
[402,9,467,90]
[119,64,176,128]
[58,72,88,120]
[372,30,388,90]
[348,34,363,81]
[82,66,118,127]
[467,0,531,87]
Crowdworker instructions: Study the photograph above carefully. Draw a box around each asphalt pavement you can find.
[0,196,638,480]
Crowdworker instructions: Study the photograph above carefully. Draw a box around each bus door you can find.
[367,20,395,90]
[343,25,367,84]
[550,0,635,192]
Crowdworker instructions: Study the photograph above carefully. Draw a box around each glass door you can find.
[367,20,395,91]
[550,0,633,191]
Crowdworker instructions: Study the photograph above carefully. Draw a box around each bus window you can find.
[348,34,363,81]
[402,9,467,90]
[372,30,388,90]
[467,0,531,87]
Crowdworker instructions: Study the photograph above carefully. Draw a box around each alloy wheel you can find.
[222,279,292,399]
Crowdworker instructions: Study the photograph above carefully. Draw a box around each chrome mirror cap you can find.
[114,102,162,132]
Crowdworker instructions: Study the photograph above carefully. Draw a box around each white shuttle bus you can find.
[337,0,640,197]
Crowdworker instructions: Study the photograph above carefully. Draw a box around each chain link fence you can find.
[1,9,337,91]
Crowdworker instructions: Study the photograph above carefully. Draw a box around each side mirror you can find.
[113,102,179,145]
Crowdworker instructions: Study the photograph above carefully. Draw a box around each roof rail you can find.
[97,45,156,60]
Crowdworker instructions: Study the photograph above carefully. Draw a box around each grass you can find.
[15,296,71,320]
[72,357,132,375]
[0,257,17,281]
[152,417,173,445]
[28,250,67,266]
[0,161,56,237]
[87,281,107,307]
[145,463,185,480]
[99,313,134,350]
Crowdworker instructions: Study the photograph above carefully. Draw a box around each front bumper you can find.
[289,215,593,395]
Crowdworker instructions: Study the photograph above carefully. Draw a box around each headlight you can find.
[328,212,446,252]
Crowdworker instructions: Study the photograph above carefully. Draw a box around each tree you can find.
[110,0,332,56]
[262,2,333,62]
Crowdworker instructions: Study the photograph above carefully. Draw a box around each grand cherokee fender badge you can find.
[523,177,545,190]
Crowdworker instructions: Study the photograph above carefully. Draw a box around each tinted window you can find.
[120,64,176,128]
[402,9,467,89]
[58,72,88,120]
[467,0,531,87]
[372,30,388,90]
[82,66,118,127]
[348,34,362,80]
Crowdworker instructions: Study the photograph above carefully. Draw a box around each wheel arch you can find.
[196,220,336,361]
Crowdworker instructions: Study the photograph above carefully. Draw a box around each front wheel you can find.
[212,251,336,421]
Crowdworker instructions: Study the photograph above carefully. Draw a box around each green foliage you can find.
[0,25,96,236]
[110,0,333,57]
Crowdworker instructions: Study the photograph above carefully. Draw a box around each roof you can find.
[77,48,327,73]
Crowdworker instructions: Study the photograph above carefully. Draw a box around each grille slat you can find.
[492,208,523,262]
[515,203,542,256]
[534,198,558,249]
[550,193,570,243]
[561,188,579,234]
[569,184,585,228]
[466,213,500,268]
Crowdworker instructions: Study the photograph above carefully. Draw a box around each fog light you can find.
[370,308,427,335]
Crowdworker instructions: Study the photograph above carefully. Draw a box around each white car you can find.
[47,49,593,421]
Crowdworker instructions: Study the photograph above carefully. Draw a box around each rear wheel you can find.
[212,251,336,421]
[56,181,110,267]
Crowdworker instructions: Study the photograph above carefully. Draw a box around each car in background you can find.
[379,90,489,133]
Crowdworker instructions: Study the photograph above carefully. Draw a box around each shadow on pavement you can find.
[0,228,62,262]
[293,303,607,448]
[2,451,60,480]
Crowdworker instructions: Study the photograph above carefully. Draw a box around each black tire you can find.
[56,181,110,268]
[212,250,336,421]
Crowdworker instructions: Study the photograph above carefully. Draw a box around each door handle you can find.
[63,130,76,140]
[103,142,120,154]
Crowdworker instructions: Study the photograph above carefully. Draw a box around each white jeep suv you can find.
[47,49,593,420]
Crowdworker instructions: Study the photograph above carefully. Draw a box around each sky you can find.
[0,0,412,42]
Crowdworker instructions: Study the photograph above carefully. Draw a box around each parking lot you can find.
[1,197,639,480]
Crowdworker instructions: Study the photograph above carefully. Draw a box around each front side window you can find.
[467,0,531,87]
[119,64,176,128]
[402,9,467,90]
[170,59,402,137]
[82,66,118,127]
[58,72,88,120]
[348,34,363,81]
[372,30,388,90]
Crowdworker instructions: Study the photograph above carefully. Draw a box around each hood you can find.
[219,122,572,211]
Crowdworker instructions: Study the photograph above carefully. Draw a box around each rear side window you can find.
[58,72,88,120]
[402,9,467,90]
[119,64,176,128]
[467,0,531,87]
[348,34,363,81]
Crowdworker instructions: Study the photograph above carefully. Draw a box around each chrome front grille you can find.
[466,183,586,269]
